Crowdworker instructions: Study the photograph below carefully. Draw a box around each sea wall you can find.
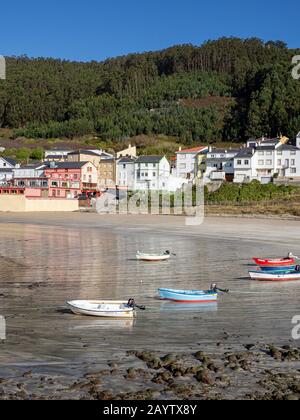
[0,196,79,212]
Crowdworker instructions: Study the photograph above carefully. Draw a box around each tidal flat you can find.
[0,213,300,400]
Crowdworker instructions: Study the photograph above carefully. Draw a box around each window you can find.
[244,160,249,165]
[51,181,58,187]
[74,174,78,180]
[266,151,272,156]
[237,160,242,165]
[180,164,186,169]
[153,172,156,177]
[258,151,264,156]
[291,168,297,174]
[266,160,272,165]
[180,155,186,160]
[277,151,282,156]
[291,151,296,156]
[258,160,264,165]
[278,160,282,166]
[291,160,296,166]
[145,172,148,177]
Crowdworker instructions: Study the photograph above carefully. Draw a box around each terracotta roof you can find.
[176,146,207,154]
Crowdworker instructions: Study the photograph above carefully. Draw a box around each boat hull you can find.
[159,288,218,303]
[249,271,300,282]
[260,265,296,272]
[253,258,296,267]
[136,254,170,262]
[67,300,135,318]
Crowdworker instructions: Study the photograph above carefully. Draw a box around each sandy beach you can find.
[0,213,300,400]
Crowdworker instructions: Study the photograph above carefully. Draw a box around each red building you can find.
[45,162,98,199]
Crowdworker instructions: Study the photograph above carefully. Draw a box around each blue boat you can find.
[158,288,218,303]
[260,265,296,272]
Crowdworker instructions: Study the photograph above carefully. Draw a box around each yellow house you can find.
[98,159,116,188]
[67,150,101,168]
[117,144,137,158]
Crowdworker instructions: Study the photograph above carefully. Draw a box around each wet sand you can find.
[0,213,300,400]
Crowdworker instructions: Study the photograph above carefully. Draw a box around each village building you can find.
[44,162,98,199]
[234,143,300,184]
[44,149,72,162]
[116,156,137,190]
[204,148,240,182]
[0,157,17,185]
[174,146,208,180]
[117,144,137,159]
[11,163,49,198]
[98,159,116,188]
[133,156,186,192]
[67,150,101,168]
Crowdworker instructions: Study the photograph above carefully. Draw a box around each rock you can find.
[147,358,162,370]
[244,344,255,350]
[196,369,215,386]
[285,394,299,401]
[161,354,178,365]
[125,368,137,380]
[268,346,282,361]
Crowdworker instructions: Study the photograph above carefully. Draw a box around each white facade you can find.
[134,156,171,191]
[175,147,208,180]
[116,157,136,190]
[204,148,239,183]
[0,157,17,185]
[234,144,300,183]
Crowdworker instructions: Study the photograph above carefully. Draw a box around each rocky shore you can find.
[1,343,300,400]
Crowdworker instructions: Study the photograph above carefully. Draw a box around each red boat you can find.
[253,258,296,267]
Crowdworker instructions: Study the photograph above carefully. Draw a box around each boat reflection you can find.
[69,318,135,331]
[160,301,218,313]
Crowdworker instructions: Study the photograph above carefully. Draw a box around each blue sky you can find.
[0,0,299,61]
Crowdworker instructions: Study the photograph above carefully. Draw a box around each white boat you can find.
[136,251,171,261]
[66,300,135,318]
[249,270,300,282]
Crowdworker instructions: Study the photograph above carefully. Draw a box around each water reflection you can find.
[160,301,218,313]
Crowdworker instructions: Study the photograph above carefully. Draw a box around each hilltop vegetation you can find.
[0,38,300,147]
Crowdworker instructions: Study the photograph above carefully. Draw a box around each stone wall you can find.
[0,196,79,212]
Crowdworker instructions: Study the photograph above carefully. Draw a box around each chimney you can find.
[50,161,57,169]
[209,146,212,153]
[252,148,255,155]
[179,146,182,152]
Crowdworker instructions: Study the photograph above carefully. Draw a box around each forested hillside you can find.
[0,38,299,145]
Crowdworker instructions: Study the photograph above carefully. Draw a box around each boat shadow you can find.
[56,308,73,315]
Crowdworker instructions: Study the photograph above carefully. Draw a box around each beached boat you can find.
[249,270,300,282]
[253,258,296,271]
[158,288,218,303]
[136,251,171,261]
[66,300,135,318]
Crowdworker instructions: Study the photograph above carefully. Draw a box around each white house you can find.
[204,148,240,182]
[234,143,300,183]
[175,146,208,180]
[116,156,137,190]
[0,157,17,185]
[13,163,48,188]
[134,156,170,191]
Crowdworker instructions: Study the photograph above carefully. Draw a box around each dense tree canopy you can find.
[0,38,299,143]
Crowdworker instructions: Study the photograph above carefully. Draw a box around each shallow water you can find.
[0,214,300,370]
